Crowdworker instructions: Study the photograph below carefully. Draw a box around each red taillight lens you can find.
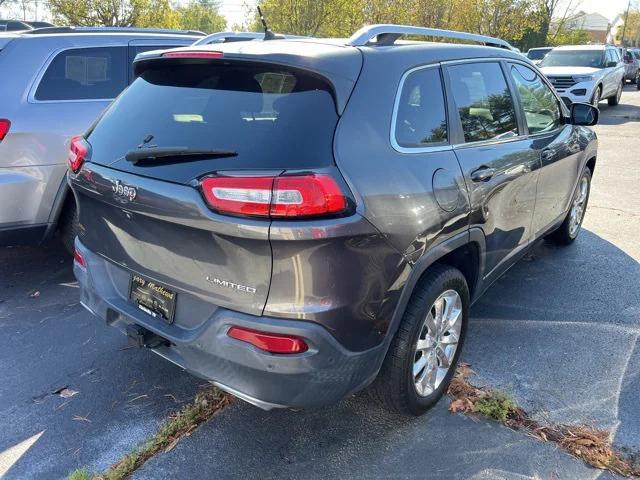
[271,174,347,218]
[200,174,348,219]
[68,136,90,173]
[227,326,308,354]
[162,51,224,59]
[73,249,86,268]
[0,119,10,142]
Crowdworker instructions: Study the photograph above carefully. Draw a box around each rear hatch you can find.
[73,51,352,317]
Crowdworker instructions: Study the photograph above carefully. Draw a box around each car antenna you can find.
[257,6,276,40]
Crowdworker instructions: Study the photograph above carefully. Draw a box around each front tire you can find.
[608,81,623,106]
[546,167,591,245]
[370,264,469,415]
[591,85,601,106]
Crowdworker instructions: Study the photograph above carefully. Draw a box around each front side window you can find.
[447,62,518,143]
[35,47,127,101]
[394,67,448,148]
[509,64,561,134]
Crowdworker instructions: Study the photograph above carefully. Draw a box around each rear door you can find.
[444,60,540,281]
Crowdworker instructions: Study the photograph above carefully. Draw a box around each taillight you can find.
[227,326,308,354]
[68,136,90,173]
[0,119,10,142]
[73,249,86,268]
[200,174,348,219]
[162,51,224,59]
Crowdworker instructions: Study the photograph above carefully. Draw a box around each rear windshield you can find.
[87,62,339,174]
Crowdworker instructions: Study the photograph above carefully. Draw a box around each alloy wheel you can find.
[569,175,589,238]
[592,87,601,106]
[413,289,462,397]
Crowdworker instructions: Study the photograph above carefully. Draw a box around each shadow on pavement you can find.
[596,86,640,126]
[466,230,639,453]
[0,243,203,479]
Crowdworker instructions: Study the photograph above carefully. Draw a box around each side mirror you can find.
[571,102,599,126]
[606,61,618,68]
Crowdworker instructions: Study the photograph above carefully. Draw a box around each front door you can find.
[506,62,581,234]
[444,61,540,281]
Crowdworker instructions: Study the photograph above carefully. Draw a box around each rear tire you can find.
[58,197,79,255]
[608,81,623,106]
[369,264,469,415]
[546,167,591,246]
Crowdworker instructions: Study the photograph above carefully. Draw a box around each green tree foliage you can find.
[48,0,225,32]
[253,0,546,46]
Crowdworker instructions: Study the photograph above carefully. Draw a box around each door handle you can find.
[541,149,554,161]
[470,166,495,182]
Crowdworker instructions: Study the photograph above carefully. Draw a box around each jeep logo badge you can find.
[112,180,137,201]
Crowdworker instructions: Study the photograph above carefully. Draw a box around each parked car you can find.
[0,26,204,251]
[540,44,626,107]
[621,47,639,84]
[0,20,55,32]
[69,25,599,415]
[526,46,552,65]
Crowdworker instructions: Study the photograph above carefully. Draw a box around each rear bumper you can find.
[74,240,385,409]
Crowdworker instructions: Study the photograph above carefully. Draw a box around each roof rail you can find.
[24,26,205,36]
[192,31,306,45]
[347,24,513,50]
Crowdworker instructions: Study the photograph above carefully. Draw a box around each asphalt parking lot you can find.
[1,87,639,479]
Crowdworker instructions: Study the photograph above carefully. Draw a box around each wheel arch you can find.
[384,229,485,348]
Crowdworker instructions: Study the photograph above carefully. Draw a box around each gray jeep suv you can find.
[69,25,599,415]
[0,27,203,251]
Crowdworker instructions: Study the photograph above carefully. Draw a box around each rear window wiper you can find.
[125,147,238,165]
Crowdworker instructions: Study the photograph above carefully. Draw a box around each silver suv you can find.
[540,44,626,107]
[0,27,203,251]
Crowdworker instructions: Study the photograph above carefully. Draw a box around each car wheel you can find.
[546,167,591,245]
[631,71,638,85]
[636,71,640,90]
[608,81,623,106]
[370,264,469,415]
[591,85,601,106]
[58,196,79,255]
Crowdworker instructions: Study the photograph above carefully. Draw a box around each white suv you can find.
[540,44,625,107]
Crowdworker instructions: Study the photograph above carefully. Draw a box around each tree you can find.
[48,0,226,31]
[176,0,226,33]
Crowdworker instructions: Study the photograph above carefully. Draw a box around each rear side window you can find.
[35,47,127,101]
[394,67,447,148]
[509,64,561,134]
[87,62,338,170]
[447,62,518,143]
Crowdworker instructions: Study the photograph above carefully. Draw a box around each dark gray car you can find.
[68,25,599,415]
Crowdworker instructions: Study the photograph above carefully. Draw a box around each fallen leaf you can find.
[29,291,40,298]
[58,388,79,399]
[164,438,179,453]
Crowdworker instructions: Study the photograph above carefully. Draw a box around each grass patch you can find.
[68,469,91,480]
[71,385,230,480]
[448,363,640,478]
[474,393,515,422]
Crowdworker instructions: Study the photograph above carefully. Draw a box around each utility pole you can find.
[621,0,631,46]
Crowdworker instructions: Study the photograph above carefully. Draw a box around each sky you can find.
[218,0,634,28]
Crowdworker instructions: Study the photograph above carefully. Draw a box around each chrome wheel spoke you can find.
[413,354,428,377]
[413,289,463,397]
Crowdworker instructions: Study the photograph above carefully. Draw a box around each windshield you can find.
[87,61,339,176]
[541,50,604,68]
[527,49,550,60]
